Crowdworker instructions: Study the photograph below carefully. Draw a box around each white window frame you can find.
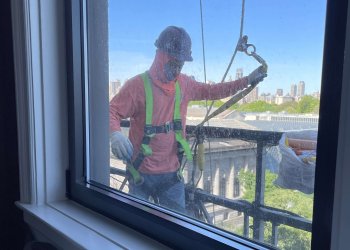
[11,0,171,249]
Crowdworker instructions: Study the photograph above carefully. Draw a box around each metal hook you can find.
[237,35,268,70]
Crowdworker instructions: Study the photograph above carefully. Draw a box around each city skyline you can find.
[109,73,320,101]
[108,1,327,95]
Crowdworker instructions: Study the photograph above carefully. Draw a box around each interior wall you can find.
[0,1,26,249]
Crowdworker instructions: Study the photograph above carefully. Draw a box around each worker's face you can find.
[163,58,184,82]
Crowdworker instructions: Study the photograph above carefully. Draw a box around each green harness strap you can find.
[127,72,192,184]
[173,83,192,162]
[141,72,154,156]
[142,72,192,161]
[125,73,154,185]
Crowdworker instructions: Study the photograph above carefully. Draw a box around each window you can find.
[204,176,211,193]
[220,175,226,197]
[234,176,240,198]
[65,0,348,249]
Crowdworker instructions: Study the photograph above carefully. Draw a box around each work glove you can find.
[110,131,133,161]
[247,65,267,87]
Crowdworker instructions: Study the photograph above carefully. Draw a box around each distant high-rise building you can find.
[253,86,259,101]
[258,93,268,102]
[298,81,305,97]
[276,89,283,96]
[290,83,297,97]
[245,86,259,103]
[258,93,275,104]
[235,68,243,80]
[235,68,245,104]
[109,80,121,100]
[237,69,258,103]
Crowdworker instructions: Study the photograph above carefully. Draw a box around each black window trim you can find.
[311,0,348,249]
[65,0,349,249]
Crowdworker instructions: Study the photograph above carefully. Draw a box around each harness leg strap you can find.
[127,163,144,185]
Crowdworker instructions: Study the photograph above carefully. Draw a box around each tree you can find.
[188,100,228,108]
[189,96,320,115]
[238,170,313,249]
[276,101,298,113]
[296,95,319,114]
[236,100,278,112]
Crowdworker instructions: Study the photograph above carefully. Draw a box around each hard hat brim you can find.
[173,53,193,62]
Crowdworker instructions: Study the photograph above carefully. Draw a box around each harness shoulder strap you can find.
[141,72,153,126]
[174,82,192,161]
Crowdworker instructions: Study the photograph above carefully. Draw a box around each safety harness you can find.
[127,72,193,185]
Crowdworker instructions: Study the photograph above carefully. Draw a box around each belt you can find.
[144,120,182,135]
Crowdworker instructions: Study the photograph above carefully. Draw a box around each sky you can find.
[108,0,327,95]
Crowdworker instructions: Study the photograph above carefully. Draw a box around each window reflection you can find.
[86,0,325,249]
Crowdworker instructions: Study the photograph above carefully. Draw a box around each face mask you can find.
[163,59,184,82]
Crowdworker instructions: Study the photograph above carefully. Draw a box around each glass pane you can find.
[86,0,326,248]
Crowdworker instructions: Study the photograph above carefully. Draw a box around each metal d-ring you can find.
[244,43,256,56]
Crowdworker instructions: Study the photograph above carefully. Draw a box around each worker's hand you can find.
[110,131,133,161]
[247,66,267,87]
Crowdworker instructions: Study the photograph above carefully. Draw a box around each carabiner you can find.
[237,35,268,70]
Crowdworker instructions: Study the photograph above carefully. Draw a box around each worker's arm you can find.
[109,79,138,132]
[109,79,139,160]
[186,66,266,101]
[186,76,248,101]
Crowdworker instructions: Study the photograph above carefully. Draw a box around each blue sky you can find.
[108,0,327,95]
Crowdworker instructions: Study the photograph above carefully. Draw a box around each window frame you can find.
[65,0,263,249]
[65,0,349,249]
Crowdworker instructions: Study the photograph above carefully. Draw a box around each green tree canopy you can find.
[236,100,278,112]
[296,95,320,114]
[189,95,320,115]
[238,170,313,249]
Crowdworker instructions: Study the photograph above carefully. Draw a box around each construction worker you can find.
[109,26,267,214]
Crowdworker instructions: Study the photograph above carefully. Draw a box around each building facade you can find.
[290,83,297,97]
[298,81,305,97]
[109,80,121,100]
[276,88,283,96]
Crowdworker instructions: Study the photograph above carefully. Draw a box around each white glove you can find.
[110,131,133,161]
[247,66,267,87]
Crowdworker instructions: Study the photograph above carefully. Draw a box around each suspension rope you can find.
[198,0,216,224]
[199,0,212,182]
[191,0,248,190]
[189,0,214,189]
[189,0,267,225]
[202,0,246,123]
[200,0,207,85]
[239,0,246,40]
[196,0,268,129]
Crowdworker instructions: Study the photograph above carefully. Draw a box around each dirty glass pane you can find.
[86,0,326,248]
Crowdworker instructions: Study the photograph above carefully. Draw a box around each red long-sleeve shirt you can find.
[110,51,248,174]
[110,72,248,174]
